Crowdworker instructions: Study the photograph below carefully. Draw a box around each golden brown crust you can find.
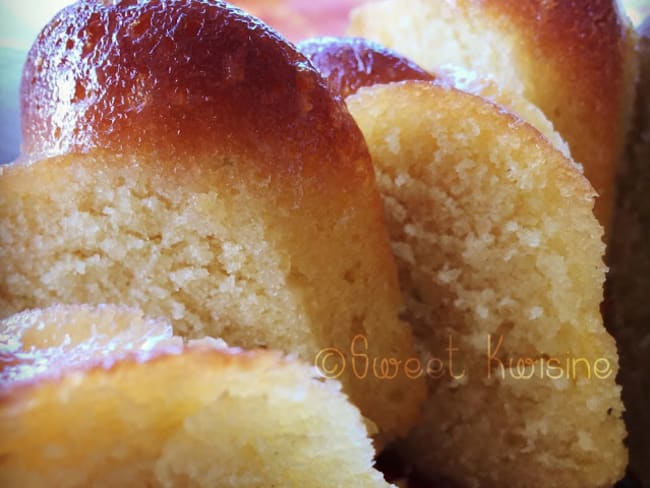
[348,0,637,230]
[463,0,635,230]
[0,343,284,405]
[298,36,434,98]
[20,0,370,187]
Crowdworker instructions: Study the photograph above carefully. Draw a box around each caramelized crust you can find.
[300,36,571,158]
[0,305,391,487]
[7,0,424,442]
[348,0,638,230]
[20,0,369,187]
[479,0,635,228]
[298,37,434,98]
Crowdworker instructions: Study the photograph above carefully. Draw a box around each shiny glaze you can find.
[299,36,434,98]
[20,0,370,184]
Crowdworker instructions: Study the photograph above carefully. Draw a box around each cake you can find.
[301,36,627,485]
[299,36,571,158]
[0,0,424,441]
[348,0,638,232]
[298,36,435,99]
[349,81,626,488]
[0,304,393,487]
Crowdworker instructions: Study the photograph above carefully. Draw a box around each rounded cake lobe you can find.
[0,305,391,488]
[348,0,638,231]
[298,36,434,99]
[345,80,624,488]
[10,0,425,443]
[300,36,571,159]
[20,0,368,178]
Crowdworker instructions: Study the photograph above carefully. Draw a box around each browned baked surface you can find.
[476,0,636,232]
[298,36,434,98]
[348,0,638,232]
[0,305,391,487]
[300,35,572,159]
[345,79,625,487]
[20,0,369,189]
[2,0,425,442]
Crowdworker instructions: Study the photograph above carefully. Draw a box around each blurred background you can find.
[0,0,648,163]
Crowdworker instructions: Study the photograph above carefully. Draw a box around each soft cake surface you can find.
[0,305,392,488]
[345,81,626,487]
[0,0,425,440]
[348,0,638,231]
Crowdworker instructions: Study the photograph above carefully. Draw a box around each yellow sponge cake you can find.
[348,0,638,231]
[0,0,424,441]
[299,36,627,485]
[0,304,393,488]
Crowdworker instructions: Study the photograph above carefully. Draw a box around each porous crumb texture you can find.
[348,0,638,231]
[298,35,572,162]
[346,82,626,488]
[0,152,422,440]
[0,305,391,488]
[4,0,426,441]
[432,66,572,160]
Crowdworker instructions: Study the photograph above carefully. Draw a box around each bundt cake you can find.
[0,0,424,441]
[299,37,572,159]
[298,36,435,99]
[350,81,626,488]
[301,36,627,486]
[0,304,392,488]
[348,0,638,232]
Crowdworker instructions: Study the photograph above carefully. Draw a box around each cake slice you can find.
[348,0,638,231]
[349,80,626,488]
[0,0,424,441]
[0,304,393,488]
[302,36,627,487]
